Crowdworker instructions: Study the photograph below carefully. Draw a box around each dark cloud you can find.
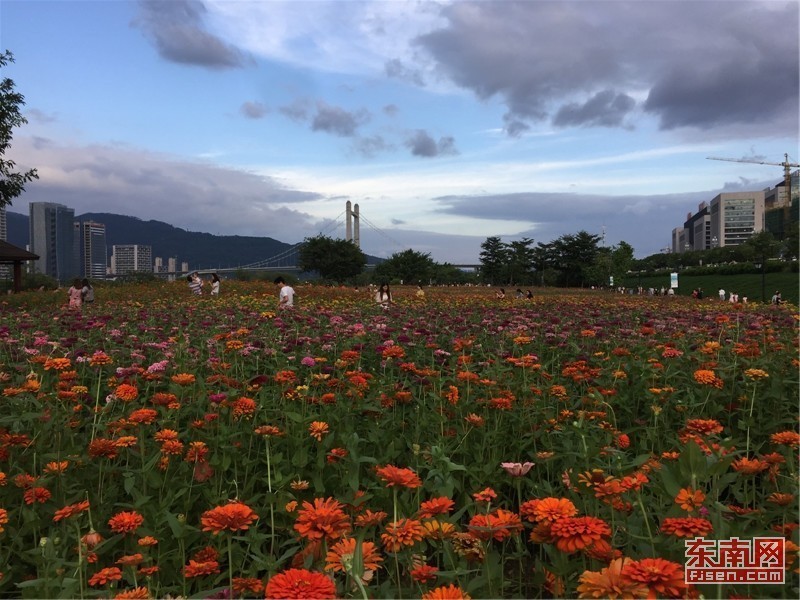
[279,99,311,123]
[405,130,459,158]
[311,103,370,137]
[414,1,799,137]
[11,136,322,241]
[553,90,635,128]
[240,101,268,119]
[383,104,400,117]
[351,135,394,158]
[134,0,249,69]
[25,108,57,124]
[384,58,426,86]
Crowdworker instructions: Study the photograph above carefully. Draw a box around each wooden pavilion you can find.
[0,239,39,293]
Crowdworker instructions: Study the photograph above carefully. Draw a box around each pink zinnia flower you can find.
[501,462,535,477]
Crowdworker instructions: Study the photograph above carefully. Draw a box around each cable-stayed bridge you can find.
[191,202,406,275]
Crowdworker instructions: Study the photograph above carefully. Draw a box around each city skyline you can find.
[2,0,798,262]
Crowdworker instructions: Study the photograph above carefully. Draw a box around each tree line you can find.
[299,227,794,289]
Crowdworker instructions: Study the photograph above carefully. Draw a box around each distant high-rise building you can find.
[709,192,765,247]
[154,256,164,273]
[29,202,78,283]
[111,244,152,275]
[167,257,177,273]
[181,261,189,273]
[76,220,107,280]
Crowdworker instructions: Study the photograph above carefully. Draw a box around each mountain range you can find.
[6,210,336,271]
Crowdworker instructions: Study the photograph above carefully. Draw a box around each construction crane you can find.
[707,154,799,234]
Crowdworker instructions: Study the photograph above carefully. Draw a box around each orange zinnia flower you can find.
[683,418,723,436]
[577,558,648,599]
[23,486,51,505]
[520,497,578,524]
[114,587,149,599]
[200,501,258,534]
[0,508,7,532]
[265,568,336,599]
[116,553,144,567]
[468,509,523,542]
[421,584,472,599]
[767,492,795,506]
[324,537,383,573]
[88,566,123,587]
[660,517,713,538]
[419,496,455,518]
[423,519,456,540]
[472,487,497,503]
[88,438,119,459]
[549,516,612,554]
[44,357,72,371]
[354,509,387,528]
[170,373,196,386]
[232,577,265,595]
[675,487,705,512]
[308,421,330,441]
[109,510,144,534]
[44,461,69,475]
[410,564,438,583]
[770,430,800,447]
[183,559,220,578]
[731,457,769,475]
[381,518,425,552]
[53,499,90,522]
[128,408,158,424]
[692,369,723,388]
[294,497,351,542]
[375,464,422,489]
[621,557,687,599]
[114,383,139,402]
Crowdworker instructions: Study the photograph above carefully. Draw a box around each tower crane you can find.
[706,154,799,233]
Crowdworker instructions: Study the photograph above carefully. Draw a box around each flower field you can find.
[0,283,797,599]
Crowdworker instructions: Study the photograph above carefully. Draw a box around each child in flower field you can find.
[67,279,83,309]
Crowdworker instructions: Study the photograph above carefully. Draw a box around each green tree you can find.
[610,241,635,284]
[1,50,38,208]
[506,238,536,285]
[551,231,601,287]
[479,236,509,285]
[741,231,780,302]
[299,235,366,282]
[374,249,436,284]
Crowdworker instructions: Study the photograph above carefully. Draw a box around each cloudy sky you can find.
[2,0,798,263]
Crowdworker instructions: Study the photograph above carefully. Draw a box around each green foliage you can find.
[0,50,38,208]
[298,235,366,282]
[373,248,436,284]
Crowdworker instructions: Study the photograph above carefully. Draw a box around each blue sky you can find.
[2,0,798,263]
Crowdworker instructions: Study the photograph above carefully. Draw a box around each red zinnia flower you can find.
[294,497,351,542]
[660,517,713,538]
[577,558,648,599]
[419,496,455,518]
[422,584,472,599]
[200,501,258,534]
[183,559,220,578]
[23,486,52,505]
[88,566,123,587]
[621,557,688,598]
[53,500,90,522]
[233,577,265,595]
[381,518,425,552]
[265,568,336,599]
[108,511,144,534]
[520,497,578,524]
[549,516,612,554]
[375,464,422,488]
[114,587,149,599]
[410,564,438,583]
